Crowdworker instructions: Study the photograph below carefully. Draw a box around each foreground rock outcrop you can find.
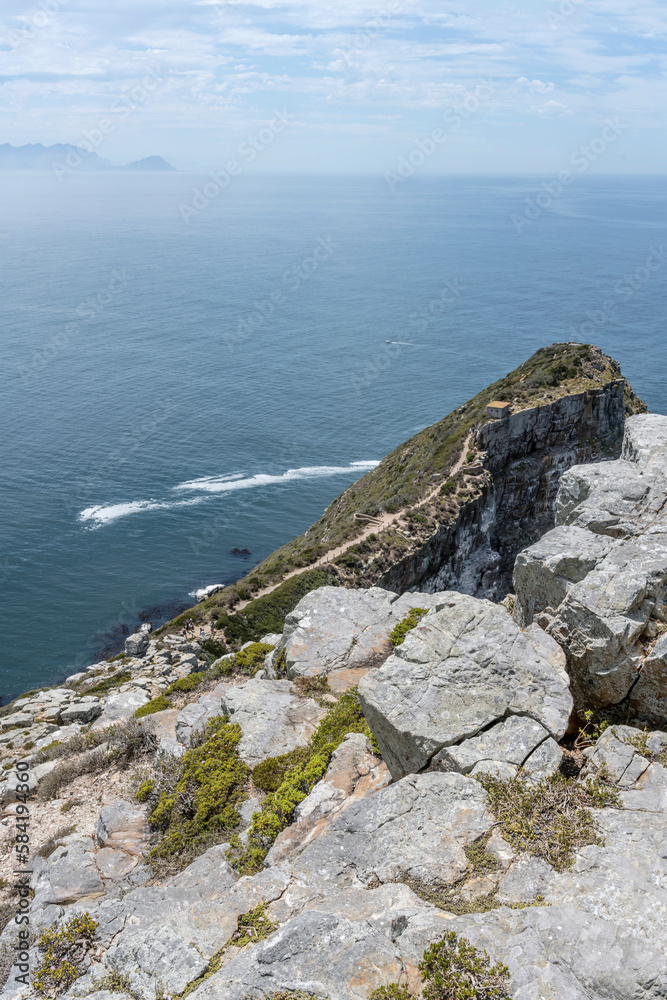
[1,581,667,1000]
[515,413,667,720]
[359,591,572,779]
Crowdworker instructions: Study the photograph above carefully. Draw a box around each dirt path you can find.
[231,432,474,614]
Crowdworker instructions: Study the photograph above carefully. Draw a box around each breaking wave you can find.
[78,461,379,529]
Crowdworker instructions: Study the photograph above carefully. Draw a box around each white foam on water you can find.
[78,498,202,528]
[173,461,380,494]
[77,461,379,528]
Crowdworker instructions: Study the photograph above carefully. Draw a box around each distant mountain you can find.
[121,155,175,172]
[0,143,175,171]
[0,143,112,171]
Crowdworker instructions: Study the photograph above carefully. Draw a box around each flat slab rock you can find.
[194,884,451,1000]
[286,770,491,890]
[514,412,667,719]
[271,585,448,678]
[221,677,327,766]
[358,590,572,778]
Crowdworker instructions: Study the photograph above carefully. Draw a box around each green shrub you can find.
[440,479,456,496]
[230,904,277,948]
[166,671,207,695]
[419,932,510,1000]
[215,570,334,646]
[90,970,138,996]
[389,608,429,647]
[80,671,131,696]
[252,747,311,793]
[200,638,229,658]
[148,717,249,868]
[135,694,171,718]
[370,987,411,1000]
[372,931,510,1000]
[466,451,475,463]
[481,772,620,871]
[32,913,98,997]
[230,688,375,874]
[136,779,155,802]
[235,642,275,676]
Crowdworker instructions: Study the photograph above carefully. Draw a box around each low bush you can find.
[200,638,229,659]
[38,719,157,800]
[291,675,330,699]
[481,772,620,871]
[420,932,510,1000]
[372,931,510,1000]
[235,642,274,676]
[165,671,207,695]
[32,913,97,997]
[37,751,107,801]
[106,717,158,762]
[214,570,334,647]
[230,904,277,948]
[389,608,429,647]
[252,747,310,794]
[136,779,155,802]
[147,717,249,871]
[230,688,375,874]
[135,694,171,718]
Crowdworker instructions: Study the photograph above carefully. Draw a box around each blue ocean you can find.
[1,173,665,700]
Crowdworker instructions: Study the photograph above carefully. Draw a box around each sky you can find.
[0,0,665,172]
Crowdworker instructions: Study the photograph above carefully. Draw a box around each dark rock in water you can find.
[231,547,252,558]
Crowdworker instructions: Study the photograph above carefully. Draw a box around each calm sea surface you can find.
[1,173,665,699]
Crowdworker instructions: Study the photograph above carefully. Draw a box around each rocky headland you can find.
[1,343,666,1000]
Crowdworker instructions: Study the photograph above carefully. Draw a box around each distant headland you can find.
[0,143,175,172]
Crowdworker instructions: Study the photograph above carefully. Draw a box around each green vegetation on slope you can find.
[481,772,620,871]
[147,717,249,870]
[228,688,376,874]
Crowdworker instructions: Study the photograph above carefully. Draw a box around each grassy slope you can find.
[158,343,646,643]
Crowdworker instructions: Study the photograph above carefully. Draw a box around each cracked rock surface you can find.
[358,591,572,779]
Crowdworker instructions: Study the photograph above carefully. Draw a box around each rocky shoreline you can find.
[1,354,666,1000]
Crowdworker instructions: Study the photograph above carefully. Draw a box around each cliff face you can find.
[380,379,630,600]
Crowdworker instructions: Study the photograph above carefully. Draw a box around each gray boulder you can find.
[194,885,450,1000]
[358,591,572,778]
[221,678,326,766]
[273,586,445,678]
[125,632,149,658]
[60,699,102,725]
[288,771,491,890]
[94,690,149,725]
[95,800,148,856]
[514,413,667,718]
[432,715,551,775]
